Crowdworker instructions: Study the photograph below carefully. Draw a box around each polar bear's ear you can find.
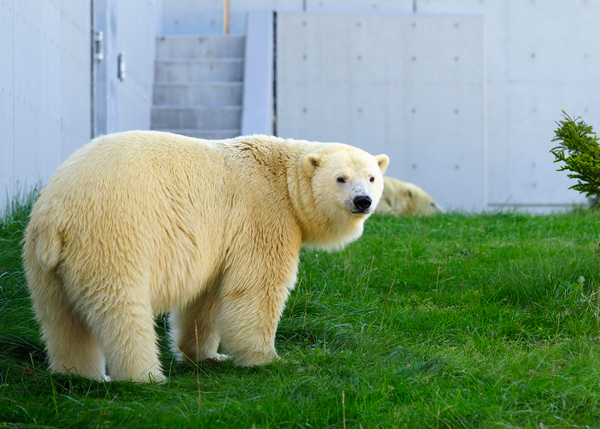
[304,153,322,171]
[375,154,389,173]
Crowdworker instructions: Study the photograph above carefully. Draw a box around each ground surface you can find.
[2,199,600,428]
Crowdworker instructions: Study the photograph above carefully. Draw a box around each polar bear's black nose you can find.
[353,195,372,210]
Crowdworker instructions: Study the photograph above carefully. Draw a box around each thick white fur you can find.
[23,131,389,382]
[375,176,443,216]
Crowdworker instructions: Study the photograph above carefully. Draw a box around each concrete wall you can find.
[277,13,486,211]
[162,0,303,35]
[0,0,91,210]
[161,0,414,35]
[160,0,597,210]
[0,0,162,214]
[417,0,600,208]
[163,0,599,210]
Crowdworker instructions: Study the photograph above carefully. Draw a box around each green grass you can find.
[3,197,600,428]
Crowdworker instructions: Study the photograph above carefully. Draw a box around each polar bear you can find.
[23,131,389,382]
[375,176,443,215]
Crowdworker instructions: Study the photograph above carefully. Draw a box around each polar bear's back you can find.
[26,131,241,310]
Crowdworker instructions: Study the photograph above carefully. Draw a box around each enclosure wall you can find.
[0,0,91,210]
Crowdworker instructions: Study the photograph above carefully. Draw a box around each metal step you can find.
[153,82,243,107]
[154,59,243,83]
[151,106,242,130]
[154,129,241,140]
[156,35,245,59]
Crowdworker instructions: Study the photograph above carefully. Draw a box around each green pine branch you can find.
[550,111,600,207]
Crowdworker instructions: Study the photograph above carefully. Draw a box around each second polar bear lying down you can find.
[376,176,444,215]
[23,131,389,382]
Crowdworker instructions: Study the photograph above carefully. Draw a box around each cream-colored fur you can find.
[23,131,389,382]
[376,176,443,215]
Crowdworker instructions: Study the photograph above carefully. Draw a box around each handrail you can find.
[223,0,230,34]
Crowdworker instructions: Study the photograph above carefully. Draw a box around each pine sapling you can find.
[551,111,600,206]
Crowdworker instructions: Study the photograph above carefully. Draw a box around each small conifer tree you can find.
[551,111,600,207]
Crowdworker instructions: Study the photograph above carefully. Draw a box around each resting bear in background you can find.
[376,176,443,215]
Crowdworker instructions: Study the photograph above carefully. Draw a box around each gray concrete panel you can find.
[60,0,92,33]
[241,11,273,136]
[13,0,62,186]
[60,7,91,159]
[1,0,161,214]
[162,0,303,35]
[277,13,486,210]
[305,0,413,13]
[419,0,595,208]
[0,0,91,214]
[498,83,600,206]
[506,2,600,85]
[0,0,15,200]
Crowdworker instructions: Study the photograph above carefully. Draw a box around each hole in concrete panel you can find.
[412,164,417,169]
[303,108,307,113]
[531,53,536,58]
[455,165,460,170]
[411,56,417,61]
[303,54,307,60]
[411,108,416,114]
[454,57,459,61]
[357,55,362,60]
[454,109,459,114]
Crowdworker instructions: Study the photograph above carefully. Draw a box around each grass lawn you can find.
[2,197,600,428]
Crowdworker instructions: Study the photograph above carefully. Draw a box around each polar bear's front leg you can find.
[216,266,294,366]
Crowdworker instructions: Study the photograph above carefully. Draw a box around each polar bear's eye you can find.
[337,177,346,183]
[369,176,375,183]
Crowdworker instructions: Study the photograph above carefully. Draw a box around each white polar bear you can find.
[376,176,443,215]
[23,131,389,382]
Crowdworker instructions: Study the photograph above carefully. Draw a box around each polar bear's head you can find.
[300,145,389,249]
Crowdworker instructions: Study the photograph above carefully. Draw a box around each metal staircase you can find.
[151,35,244,139]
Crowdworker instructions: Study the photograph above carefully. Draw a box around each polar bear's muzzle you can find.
[350,195,373,214]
